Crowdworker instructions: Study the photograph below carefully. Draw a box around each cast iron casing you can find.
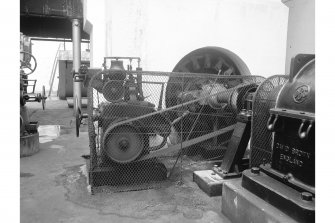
[239,55,315,223]
[267,54,315,190]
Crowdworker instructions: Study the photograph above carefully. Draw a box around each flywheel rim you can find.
[166,46,251,110]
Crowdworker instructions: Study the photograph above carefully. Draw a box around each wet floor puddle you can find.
[38,125,72,143]
[38,125,61,143]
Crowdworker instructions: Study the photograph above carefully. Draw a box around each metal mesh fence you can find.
[86,69,265,192]
[250,75,288,167]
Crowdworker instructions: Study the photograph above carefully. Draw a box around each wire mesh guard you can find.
[250,75,288,167]
[86,69,265,192]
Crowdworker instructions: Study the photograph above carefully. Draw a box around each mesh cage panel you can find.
[87,70,265,192]
[250,75,288,167]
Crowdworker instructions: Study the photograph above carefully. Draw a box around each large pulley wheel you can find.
[20,51,37,75]
[102,124,144,164]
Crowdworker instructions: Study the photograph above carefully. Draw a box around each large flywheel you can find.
[165,47,251,151]
[102,124,144,164]
[166,46,251,109]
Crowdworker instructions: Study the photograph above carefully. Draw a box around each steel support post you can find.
[72,18,81,115]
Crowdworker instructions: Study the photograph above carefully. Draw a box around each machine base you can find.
[86,158,167,188]
[193,170,240,197]
[193,158,248,197]
[241,169,315,222]
[20,132,39,157]
[221,178,298,223]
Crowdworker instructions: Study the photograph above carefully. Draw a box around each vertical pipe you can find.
[72,18,82,114]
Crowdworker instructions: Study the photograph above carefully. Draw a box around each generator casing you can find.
[265,54,315,190]
[221,54,315,223]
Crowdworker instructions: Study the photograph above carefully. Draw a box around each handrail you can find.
[48,43,62,97]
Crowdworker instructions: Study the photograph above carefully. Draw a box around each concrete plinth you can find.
[221,179,298,223]
[20,132,39,157]
[193,170,226,197]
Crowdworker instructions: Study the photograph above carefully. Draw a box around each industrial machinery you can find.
[76,55,264,190]
[20,34,47,108]
[20,33,47,157]
[76,52,314,223]
[193,54,314,223]
[166,47,252,154]
[237,54,315,223]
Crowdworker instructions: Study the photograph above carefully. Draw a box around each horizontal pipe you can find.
[31,37,89,43]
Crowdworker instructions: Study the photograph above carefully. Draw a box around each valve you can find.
[35,86,47,110]
[20,51,37,75]
[21,85,47,109]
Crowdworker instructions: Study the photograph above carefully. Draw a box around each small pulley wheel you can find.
[41,85,46,110]
[102,80,125,102]
[102,124,144,163]
[20,51,37,75]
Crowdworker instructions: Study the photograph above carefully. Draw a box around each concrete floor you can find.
[21,99,231,223]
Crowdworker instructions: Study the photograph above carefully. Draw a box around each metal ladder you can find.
[48,43,63,97]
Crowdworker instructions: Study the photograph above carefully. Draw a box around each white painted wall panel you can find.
[84,0,289,77]
[283,0,315,73]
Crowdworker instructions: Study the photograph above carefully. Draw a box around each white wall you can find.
[28,41,90,94]
[84,0,289,77]
[283,0,315,73]
[83,0,106,67]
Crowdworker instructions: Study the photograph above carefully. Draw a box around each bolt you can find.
[301,192,313,201]
[251,167,260,174]
[283,173,293,182]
